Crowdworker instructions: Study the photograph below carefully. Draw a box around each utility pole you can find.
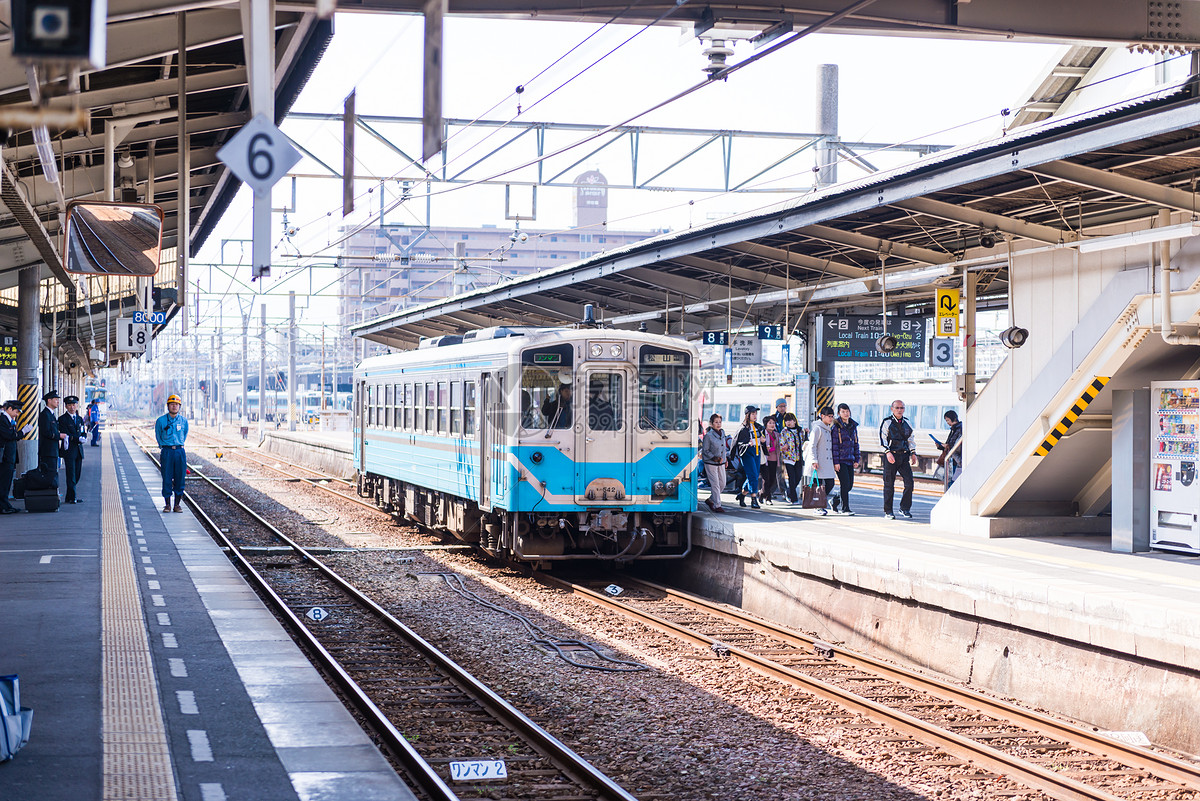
[241,310,249,432]
[16,266,39,469]
[216,323,224,432]
[259,303,266,443]
[320,327,326,414]
[288,291,296,432]
[815,64,838,189]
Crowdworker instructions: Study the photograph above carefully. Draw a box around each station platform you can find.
[0,432,415,801]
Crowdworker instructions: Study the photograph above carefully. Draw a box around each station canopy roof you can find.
[355,84,1200,349]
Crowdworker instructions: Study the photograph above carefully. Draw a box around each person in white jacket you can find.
[808,407,836,515]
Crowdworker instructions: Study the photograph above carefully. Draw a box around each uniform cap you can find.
[167,394,182,405]
[42,390,59,401]
[64,395,79,404]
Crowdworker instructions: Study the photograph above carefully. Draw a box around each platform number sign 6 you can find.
[930,338,954,368]
[217,114,302,197]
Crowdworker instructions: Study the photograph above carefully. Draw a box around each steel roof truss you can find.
[891,195,1075,245]
[725,241,867,278]
[1027,159,1200,215]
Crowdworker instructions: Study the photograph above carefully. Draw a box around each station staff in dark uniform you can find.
[0,399,25,514]
[879,399,917,520]
[58,395,87,504]
[38,390,67,474]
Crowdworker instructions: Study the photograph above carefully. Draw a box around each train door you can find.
[576,368,632,502]
[354,381,365,473]
[479,372,506,511]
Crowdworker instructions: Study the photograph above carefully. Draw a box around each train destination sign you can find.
[815,314,926,363]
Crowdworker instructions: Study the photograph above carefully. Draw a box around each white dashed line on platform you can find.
[177,691,199,715]
[151,595,165,606]
[169,658,188,678]
[199,783,226,801]
[148,580,160,590]
[156,613,171,626]
[187,730,213,762]
[162,633,178,648]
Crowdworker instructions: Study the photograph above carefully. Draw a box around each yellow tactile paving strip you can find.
[101,439,178,801]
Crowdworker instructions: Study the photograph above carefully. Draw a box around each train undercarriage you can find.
[358,472,690,563]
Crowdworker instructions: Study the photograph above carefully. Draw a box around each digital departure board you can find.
[815,314,926,363]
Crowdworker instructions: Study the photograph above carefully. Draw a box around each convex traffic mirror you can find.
[63,201,163,276]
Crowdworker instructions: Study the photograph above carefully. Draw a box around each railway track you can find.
[541,574,1200,801]
[130,433,639,801]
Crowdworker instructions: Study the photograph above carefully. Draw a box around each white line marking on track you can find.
[177,691,199,714]
[186,730,213,762]
[199,783,226,801]
[169,658,188,678]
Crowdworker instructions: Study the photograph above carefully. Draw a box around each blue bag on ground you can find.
[0,674,33,760]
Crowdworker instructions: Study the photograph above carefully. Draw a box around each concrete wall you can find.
[261,432,354,478]
[645,522,1200,754]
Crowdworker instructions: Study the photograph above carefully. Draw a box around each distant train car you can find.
[702,381,962,474]
[84,384,108,429]
[354,326,698,563]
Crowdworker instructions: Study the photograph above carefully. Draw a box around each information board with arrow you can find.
[815,315,926,362]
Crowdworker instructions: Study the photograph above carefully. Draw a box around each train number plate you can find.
[449,760,508,781]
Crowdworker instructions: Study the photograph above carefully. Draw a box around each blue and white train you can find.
[354,324,699,563]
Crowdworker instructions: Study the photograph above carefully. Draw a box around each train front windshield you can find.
[638,347,691,432]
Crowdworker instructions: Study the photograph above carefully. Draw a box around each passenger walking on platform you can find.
[938,411,963,486]
[733,405,764,509]
[0,399,26,514]
[700,413,728,513]
[38,390,66,474]
[58,396,87,504]
[879,400,917,519]
[809,407,836,515]
[759,416,780,505]
[156,394,189,513]
[87,399,101,446]
[830,403,861,515]
[779,413,803,504]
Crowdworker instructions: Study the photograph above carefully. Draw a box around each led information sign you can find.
[815,314,926,363]
[702,331,728,346]
[0,335,15,368]
[533,353,561,364]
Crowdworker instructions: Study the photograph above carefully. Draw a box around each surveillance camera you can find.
[12,0,106,68]
[999,326,1029,349]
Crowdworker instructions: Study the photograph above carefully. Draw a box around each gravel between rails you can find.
[179,441,1057,801]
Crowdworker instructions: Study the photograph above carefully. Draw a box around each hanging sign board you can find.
[815,315,926,362]
[702,331,728,346]
[730,335,762,365]
[936,288,960,337]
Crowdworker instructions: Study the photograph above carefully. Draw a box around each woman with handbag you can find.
[808,406,836,515]
[732,405,764,509]
[700,414,729,513]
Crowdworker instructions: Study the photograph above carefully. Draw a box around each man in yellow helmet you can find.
[155,394,189,513]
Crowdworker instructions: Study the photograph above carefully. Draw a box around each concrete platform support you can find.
[1112,389,1151,552]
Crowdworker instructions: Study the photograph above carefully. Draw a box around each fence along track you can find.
[133,435,639,801]
[540,575,1200,801]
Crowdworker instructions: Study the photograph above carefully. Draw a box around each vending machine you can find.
[1150,381,1200,554]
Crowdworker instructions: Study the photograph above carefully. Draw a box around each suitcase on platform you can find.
[10,478,23,499]
[23,487,59,513]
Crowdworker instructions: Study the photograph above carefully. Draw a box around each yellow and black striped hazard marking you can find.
[814,386,834,416]
[1033,376,1110,457]
[17,383,37,440]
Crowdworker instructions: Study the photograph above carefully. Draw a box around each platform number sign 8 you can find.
[930,338,954,368]
[127,327,145,349]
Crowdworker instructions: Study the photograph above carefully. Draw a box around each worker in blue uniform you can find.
[58,395,87,504]
[155,394,189,513]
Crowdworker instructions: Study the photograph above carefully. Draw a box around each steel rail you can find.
[132,433,638,801]
[538,574,1135,801]
[626,577,1200,792]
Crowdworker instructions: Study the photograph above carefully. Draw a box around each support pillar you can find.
[16,266,39,468]
[258,302,266,443]
[963,271,978,407]
[815,64,838,189]
[288,291,296,432]
[814,358,836,422]
[1112,389,1151,553]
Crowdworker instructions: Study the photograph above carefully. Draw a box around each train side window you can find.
[367,385,375,426]
[425,383,436,431]
[384,384,394,428]
[861,404,880,430]
[402,384,411,430]
[438,381,449,434]
[519,366,559,430]
[917,405,937,429]
[464,381,476,436]
[376,384,384,428]
[450,381,462,435]
[414,383,424,432]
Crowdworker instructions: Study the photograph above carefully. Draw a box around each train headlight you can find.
[590,343,603,358]
[609,344,623,358]
[667,452,679,464]
[530,451,543,464]
[652,479,679,498]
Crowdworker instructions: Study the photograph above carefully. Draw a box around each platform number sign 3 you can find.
[930,338,954,368]
[217,114,302,198]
